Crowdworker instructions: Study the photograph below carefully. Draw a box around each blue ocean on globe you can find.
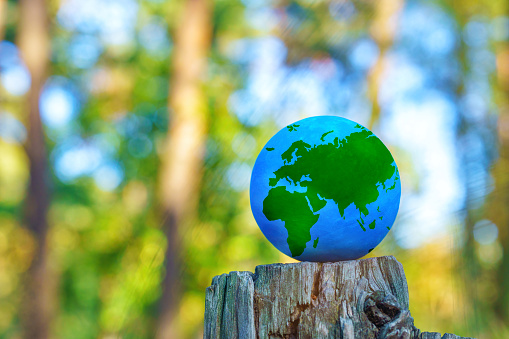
[250,116,401,262]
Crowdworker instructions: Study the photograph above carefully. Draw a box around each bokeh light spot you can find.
[226,161,251,191]
[0,64,31,96]
[473,219,498,245]
[40,77,79,128]
[93,162,124,191]
[0,112,27,144]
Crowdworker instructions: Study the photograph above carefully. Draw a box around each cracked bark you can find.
[204,256,474,339]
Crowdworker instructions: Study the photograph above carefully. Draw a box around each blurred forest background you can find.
[0,0,508,338]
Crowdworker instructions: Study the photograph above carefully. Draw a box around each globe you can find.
[250,116,401,262]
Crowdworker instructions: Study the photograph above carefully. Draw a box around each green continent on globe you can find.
[262,186,320,257]
[262,125,398,257]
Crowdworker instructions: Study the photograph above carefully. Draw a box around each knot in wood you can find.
[364,290,403,328]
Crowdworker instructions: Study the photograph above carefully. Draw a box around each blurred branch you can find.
[156,0,213,337]
[17,0,52,338]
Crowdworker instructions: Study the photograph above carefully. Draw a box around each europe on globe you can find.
[250,116,401,262]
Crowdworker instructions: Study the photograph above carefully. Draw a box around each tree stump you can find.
[204,256,474,339]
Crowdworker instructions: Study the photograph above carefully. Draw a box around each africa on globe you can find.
[249,116,401,262]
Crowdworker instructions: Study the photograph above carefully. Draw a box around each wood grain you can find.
[204,256,474,339]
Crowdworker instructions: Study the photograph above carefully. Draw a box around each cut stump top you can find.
[204,256,473,339]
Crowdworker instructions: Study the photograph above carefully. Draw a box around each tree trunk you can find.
[490,19,509,324]
[366,0,404,130]
[0,0,6,40]
[204,256,474,339]
[156,0,212,337]
[17,0,51,338]
[449,11,483,332]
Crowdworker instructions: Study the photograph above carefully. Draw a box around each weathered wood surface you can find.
[204,256,474,339]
